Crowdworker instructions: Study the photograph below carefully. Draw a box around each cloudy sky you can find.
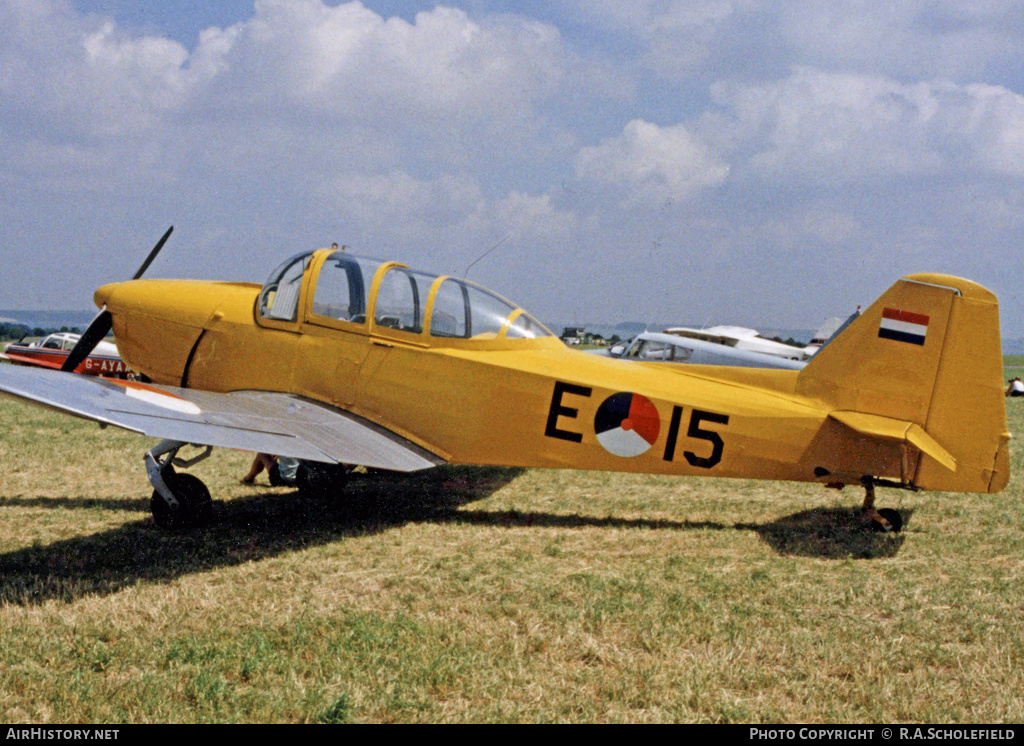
[3,1,1024,336]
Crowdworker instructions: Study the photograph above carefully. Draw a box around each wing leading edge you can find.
[0,365,444,472]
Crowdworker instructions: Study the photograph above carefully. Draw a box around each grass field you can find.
[1,381,1023,723]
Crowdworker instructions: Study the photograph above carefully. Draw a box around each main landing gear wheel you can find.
[151,472,213,530]
[872,507,904,533]
[145,440,216,530]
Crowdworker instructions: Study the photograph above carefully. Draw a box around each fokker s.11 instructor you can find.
[0,229,1010,532]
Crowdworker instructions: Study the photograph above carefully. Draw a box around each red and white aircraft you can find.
[2,332,130,378]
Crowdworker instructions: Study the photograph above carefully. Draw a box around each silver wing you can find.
[0,365,443,472]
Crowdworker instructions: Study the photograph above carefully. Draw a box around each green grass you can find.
[1,393,1023,722]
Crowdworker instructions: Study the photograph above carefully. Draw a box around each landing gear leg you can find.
[861,477,903,533]
[145,439,214,529]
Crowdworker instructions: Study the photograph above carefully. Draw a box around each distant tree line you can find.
[0,323,81,341]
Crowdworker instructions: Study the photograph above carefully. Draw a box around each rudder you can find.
[798,273,1009,493]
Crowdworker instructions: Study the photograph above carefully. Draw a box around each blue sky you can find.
[4,1,1024,335]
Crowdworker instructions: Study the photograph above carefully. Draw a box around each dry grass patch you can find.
[1,394,1023,722]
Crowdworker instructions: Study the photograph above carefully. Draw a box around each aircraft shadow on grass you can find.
[738,507,909,559]
[0,467,905,606]
[0,465,522,606]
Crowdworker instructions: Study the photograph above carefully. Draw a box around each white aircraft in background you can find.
[603,331,807,370]
[604,312,860,370]
[802,315,856,357]
[662,325,810,361]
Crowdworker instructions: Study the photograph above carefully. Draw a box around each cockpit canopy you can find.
[257,250,553,343]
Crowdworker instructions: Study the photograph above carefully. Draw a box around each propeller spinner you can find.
[60,226,173,373]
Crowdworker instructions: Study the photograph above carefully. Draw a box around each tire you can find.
[296,462,349,497]
[151,472,213,530]
[872,508,904,533]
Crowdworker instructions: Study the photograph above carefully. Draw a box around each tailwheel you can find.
[151,472,213,530]
[861,478,904,533]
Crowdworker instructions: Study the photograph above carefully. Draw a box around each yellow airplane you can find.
[0,229,1011,532]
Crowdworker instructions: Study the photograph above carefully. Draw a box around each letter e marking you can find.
[545,382,592,443]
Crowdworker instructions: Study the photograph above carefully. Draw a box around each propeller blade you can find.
[60,226,172,374]
[60,308,113,373]
[132,225,173,280]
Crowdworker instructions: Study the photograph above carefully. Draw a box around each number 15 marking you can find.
[663,406,729,469]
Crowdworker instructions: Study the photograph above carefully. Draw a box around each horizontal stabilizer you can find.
[829,410,956,473]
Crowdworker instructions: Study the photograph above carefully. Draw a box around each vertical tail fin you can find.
[798,273,1009,493]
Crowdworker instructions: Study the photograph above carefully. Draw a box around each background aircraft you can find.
[2,332,130,378]
[603,311,860,370]
[601,331,807,370]
[662,324,810,360]
[0,230,1010,534]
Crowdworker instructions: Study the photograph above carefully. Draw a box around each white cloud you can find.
[1,1,577,163]
[574,119,729,205]
[762,207,865,252]
[183,0,568,131]
[0,1,190,138]
[702,69,1024,181]
[3,1,1024,334]
[574,0,736,31]
[566,0,743,74]
[0,0,586,235]
[318,170,575,260]
[492,191,577,242]
[777,0,1024,81]
[323,169,484,230]
[560,1,1024,90]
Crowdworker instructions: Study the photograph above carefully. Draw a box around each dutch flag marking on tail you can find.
[878,307,929,346]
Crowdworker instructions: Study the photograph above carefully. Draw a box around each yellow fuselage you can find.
[94,252,1010,494]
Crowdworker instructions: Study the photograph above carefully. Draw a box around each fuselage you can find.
[2,333,129,377]
[94,249,1009,493]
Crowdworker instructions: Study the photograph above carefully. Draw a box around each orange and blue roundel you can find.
[594,392,661,457]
